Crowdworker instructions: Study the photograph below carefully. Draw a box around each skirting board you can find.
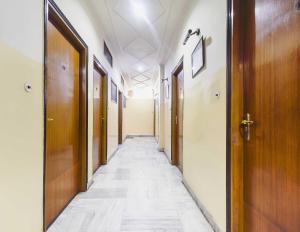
[126,135,154,138]
[162,150,171,164]
[87,179,94,190]
[182,178,221,232]
[107,147,120,163]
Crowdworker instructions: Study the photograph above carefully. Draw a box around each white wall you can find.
[163,0,227,230]
[124,99,154,136]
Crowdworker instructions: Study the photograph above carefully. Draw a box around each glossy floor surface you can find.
[48,137,213,232]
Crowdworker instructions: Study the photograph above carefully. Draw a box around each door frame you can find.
[171,57,184,167]
[118,90,123,145]
[227,0,246,231]
[43,0,88,230]
[93,56,108,166]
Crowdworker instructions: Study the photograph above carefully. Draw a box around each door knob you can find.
[240,113,254,141]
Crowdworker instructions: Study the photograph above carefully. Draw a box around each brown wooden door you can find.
[177,69,184,172]
[45,21,81,227]
[172,62,184,172]
[243,1,300,231]
[93,69,103,173]
[118,91,123,145]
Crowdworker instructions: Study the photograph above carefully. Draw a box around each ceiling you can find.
[85,0,194,90]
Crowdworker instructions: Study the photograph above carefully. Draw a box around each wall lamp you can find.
[183,28,201,45]
[161,78,169,83]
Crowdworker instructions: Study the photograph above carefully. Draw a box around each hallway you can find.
[48,137,213,232]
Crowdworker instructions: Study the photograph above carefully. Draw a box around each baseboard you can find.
[87,179,94,190]
[182,178,221,232]
[107,147,119,163]
[161,150,171,163]
[126,134,154,138]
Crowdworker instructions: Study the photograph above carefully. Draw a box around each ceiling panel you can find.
[85,0,194,89]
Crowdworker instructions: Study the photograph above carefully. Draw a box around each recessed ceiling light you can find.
[131,0,146,18]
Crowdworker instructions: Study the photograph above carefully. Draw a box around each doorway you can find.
[230,0,300,231]
[93,56,108,172]
[44,0,88,229]
[118,91,123,145]
[171,58,184,172]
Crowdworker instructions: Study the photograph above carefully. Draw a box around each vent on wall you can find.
[104,42,113,67]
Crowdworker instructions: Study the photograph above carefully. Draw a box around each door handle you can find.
[47,118,54,122]
[240,113,254,141]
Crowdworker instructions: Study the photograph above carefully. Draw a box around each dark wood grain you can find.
[45,21,81,228]
[93,69,103,172]
[230,0,246,230]
[44,1,88,229]
[171,59,184,172]
[93,56,108,166]
[244,1,300,231]
[231,0,300,231]
[118,91,123,144]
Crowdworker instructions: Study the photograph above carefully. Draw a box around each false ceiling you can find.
[85,0,194,89]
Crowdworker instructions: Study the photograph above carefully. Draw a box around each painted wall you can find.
[0,0,44,231]
[163,0,227,230]
[124,99,154,136]
[0,0,124,231]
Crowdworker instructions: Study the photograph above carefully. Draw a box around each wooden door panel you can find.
[244,0,300,231]
[118,91,123,145]
[171,62,184,172]
[93,69,102,172]
[177,69,184,172]
[45,21,81,227]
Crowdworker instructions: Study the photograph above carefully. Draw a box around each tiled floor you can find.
[48,137,213,232]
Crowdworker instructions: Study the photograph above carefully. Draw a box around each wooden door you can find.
[45,21,81,227]
[241,0,300,231]
[118,91,123,144]
[93,69,103,173]
[177,69,184,172]
[171,61,184,172]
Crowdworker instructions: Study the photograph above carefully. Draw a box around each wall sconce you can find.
[161,78,169,83]
[183,28,201,45]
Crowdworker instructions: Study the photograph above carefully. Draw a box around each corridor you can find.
[1,0,300,231]
[48,137,213,232]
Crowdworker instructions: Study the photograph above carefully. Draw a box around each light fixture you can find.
[137,65,144,72]
[131,0,146,18]
[183,28,201,45]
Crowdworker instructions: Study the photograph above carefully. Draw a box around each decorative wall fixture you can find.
[192,36,205,78]
[111,80,118,103]
[183,28,200,45]
[104,41,113,67]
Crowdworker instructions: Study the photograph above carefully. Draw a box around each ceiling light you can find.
[137,65,144,72]
[131,0,146,18]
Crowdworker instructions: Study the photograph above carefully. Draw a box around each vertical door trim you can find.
[228,0,246,231]
[44,0,88,230]
[171,57,184,167]
[118,91,123,145]
[93,56,108,166]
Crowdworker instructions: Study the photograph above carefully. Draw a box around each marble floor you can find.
[48,137,213,232]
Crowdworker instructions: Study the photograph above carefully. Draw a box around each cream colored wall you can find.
[163,0,227,230]
[0,0,44,231]
[54,0,124,172]
[0,0,124,231]
[124,99,154,136]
